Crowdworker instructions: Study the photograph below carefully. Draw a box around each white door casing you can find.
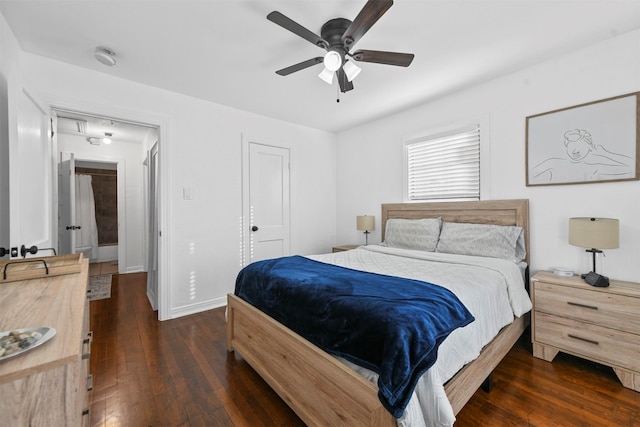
[43,98,168,320]
[243,140,290,264]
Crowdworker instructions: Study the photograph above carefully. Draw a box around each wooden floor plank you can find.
[89,271,640,426]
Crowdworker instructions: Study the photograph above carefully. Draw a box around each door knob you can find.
[20,245,38,258]
[251,225,259,232]
[66,225,82,230]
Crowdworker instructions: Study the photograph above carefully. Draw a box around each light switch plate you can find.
[183,187,192,200]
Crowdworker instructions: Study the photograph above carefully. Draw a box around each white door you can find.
[8,89,54,259]
[146,143,159,310]
[58,155,77,255]
[248,142,290,263]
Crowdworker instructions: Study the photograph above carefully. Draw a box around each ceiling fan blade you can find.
[342,0,393,48]
[276,57,324,76]
[337,68,354,93]
[267,11,328,49]
[352,49,414,67]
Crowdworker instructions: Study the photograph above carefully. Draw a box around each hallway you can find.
[88,260,118,276]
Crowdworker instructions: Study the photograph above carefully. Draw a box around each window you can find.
[405,124,480,201]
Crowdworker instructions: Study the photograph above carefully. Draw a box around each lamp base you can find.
[585,248,602,274]
[363,230,370,246]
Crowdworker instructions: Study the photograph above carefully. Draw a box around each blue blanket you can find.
[234,255,474,418]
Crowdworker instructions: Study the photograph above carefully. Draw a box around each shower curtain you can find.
[75,175,99,259]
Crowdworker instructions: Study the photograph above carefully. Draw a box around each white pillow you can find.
[383,218,442,252]
[435,222,526,262]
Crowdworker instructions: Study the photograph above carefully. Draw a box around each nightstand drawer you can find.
[535,312,640,372]
[534,282,640,334]
[332,245,359,253]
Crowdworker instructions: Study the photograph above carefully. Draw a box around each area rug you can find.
[88,274,112,301]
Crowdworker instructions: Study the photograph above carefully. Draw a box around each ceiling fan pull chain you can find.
[336,83,340,103]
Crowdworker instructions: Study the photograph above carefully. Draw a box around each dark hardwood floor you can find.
[89,272,640,426]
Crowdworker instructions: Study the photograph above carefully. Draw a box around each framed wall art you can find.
[526,92,639,186]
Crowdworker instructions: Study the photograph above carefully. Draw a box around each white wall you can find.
[336,29,640,283]
[18,53,336,319]
[58,133,146,271]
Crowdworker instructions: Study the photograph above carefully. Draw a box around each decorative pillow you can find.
[435,222,526,262]
[383,218,442,252]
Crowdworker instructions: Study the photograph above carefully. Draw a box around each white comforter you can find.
[308,245,532,427]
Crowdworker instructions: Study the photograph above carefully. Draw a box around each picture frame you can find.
[526,92,640,186]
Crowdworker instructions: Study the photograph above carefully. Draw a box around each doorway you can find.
[55,109,158,280]
[76,161,118,262]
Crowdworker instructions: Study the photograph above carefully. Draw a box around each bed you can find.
[227,199,531,426]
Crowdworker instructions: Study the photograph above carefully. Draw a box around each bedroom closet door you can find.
[6,89,54,259]
[248,142,290,263]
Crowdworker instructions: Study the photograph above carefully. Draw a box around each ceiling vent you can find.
[58,116,87,135]
[75,119,87,134]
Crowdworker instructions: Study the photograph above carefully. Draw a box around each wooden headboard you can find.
[381,199,530,264]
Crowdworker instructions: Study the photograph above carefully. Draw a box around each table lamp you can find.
[569,217,619,275]
[356,215,375,245]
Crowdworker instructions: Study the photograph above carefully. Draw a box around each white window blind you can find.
[406,124,480,201]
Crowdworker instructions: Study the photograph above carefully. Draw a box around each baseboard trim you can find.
[170,296,227,319]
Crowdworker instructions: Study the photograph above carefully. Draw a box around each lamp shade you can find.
[318,67,334,85]
[569,217,619,249]
[343,60,361,82]
[356,215,375,232]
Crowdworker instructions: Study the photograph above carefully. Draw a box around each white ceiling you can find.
[2,1,640,133]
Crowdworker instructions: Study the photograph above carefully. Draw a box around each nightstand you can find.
[531,271,640,392]
[332,244,359,253]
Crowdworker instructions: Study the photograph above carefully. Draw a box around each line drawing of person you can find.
[529,129,633,184]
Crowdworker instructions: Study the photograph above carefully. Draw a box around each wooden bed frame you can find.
[227,199,530,426]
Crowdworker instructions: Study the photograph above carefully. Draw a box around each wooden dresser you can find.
[0,255,92,426]
[531,271,640,392]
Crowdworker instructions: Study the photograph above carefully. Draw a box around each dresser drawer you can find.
[534,312,640,372]
[534,281,640,334]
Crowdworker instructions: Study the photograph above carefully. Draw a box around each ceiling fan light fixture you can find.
[343,60,361,82]
[323,50,342,72]
[318,67,334,85]
[103,132,113,144]
[267,1,413,93]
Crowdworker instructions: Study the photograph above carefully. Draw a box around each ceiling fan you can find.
[267,0,414,94]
